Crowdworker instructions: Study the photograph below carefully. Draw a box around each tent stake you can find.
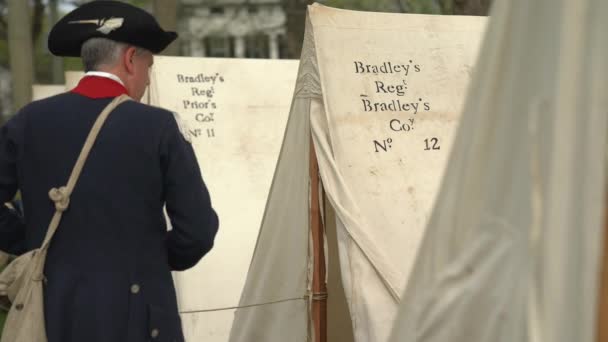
[310,137,327,342]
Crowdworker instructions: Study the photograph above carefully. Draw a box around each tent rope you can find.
[179,296,308,314]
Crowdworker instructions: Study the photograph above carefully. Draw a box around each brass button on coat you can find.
[150,328,160,338]
[130,284,140,294]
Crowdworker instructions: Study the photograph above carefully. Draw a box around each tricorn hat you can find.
[48,1,177,57]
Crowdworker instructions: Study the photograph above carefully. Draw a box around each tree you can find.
[453,0,491,15]
[153,0,179,56]
[7,0,34,115]
[49,0,64,84]
[282,0,315,59]
[31,0,44,42]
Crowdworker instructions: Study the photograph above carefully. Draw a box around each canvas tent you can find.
[229,5,486,342]
[148,56,298,341]
[64,71,84,90]
[32,84,65,101]
[389,0,608,341]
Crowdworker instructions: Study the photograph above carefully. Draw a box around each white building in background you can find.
[179,0,288,59]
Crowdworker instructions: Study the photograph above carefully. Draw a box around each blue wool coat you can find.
[0,92,219,342]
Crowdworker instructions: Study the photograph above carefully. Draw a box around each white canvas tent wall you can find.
[64,71,84,90]
[148,56,298,341]
[389,0,608,342]
[32,84,65,101]
[230,5,485,342]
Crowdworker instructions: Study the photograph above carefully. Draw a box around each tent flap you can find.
[390,0,608,341]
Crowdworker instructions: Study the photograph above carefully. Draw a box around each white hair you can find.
[81,38,148,72]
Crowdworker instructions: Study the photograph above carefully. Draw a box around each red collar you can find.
[71,75,129,98]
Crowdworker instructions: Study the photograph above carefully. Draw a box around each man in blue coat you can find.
[0,1,219,341]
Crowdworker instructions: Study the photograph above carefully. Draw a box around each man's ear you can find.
[124,46,138,74]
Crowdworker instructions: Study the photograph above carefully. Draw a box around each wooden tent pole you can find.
[597,200,608,342]
[310,137,327,342]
